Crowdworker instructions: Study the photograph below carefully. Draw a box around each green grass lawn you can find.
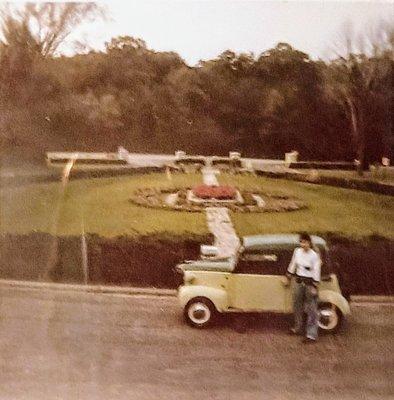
[0,172,208,237]
[218,174,394,239]
[1,172,393,239]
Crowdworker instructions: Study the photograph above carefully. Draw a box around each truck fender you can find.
[318,290,351,316]
[178,285,229,312]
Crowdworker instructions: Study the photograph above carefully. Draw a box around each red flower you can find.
[192,184,237,200]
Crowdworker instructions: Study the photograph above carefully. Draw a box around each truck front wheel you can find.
[184,297,217,328]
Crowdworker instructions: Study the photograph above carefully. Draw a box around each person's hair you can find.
[299,232,312,244]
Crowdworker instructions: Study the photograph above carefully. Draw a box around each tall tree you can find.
[0,2,105,57]
[325,22,393,174]
[0,2,106,156]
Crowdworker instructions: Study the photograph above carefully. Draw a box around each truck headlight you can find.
[184,272,196,283]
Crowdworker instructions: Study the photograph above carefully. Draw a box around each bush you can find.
[255,170,394,196]
[0,233,84,283]
[88,234,208,287]
[0,232,212,288]
[327,235,394,296]
[0,233,392,294]
[288,162,354,170]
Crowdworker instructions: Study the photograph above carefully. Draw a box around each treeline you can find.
[0,4,392,165]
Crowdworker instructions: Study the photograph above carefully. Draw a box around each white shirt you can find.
[287,248,321,283]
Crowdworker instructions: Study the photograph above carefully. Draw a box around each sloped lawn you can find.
[1,171,393,239]
[218,174,393,239]
[0,171,393,294]
[0,173,208,237]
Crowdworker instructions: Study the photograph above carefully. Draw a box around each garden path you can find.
[202,169,240,257]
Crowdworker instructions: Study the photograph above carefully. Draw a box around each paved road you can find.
[0,287,393,400]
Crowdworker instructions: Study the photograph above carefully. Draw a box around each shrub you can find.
[0,233,392,294]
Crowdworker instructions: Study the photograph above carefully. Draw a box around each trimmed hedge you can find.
[0,233,84,283]
[1,166,166,188]
[327,235,393,296]
[69,166,165,180]
[255,170,394,196]
[87,234,211,287]
[0,233,392,295]
[288,162,355,170]
[0,233,212,288]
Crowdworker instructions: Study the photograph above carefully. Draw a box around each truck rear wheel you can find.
[318,302,342,332]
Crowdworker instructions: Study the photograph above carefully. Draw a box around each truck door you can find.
[229,250,291,312]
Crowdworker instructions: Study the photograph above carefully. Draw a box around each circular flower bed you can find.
[192,184,237,200]
[130,187,306,213]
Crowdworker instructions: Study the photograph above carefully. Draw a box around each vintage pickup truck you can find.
[176,234,350,330]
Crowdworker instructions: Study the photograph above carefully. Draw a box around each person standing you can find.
[283,233,321,343]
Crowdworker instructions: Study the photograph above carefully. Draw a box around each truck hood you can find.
[176,257,236,272]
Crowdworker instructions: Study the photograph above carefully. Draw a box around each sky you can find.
[50,1,394,64]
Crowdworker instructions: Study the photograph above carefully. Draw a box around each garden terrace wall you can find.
[0,233,392,295]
